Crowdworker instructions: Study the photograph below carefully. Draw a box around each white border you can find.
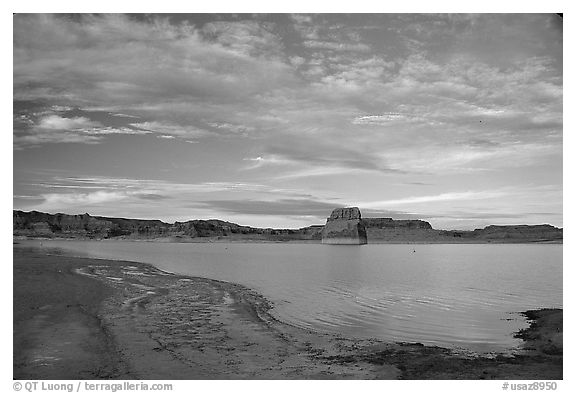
[3,3,573,392]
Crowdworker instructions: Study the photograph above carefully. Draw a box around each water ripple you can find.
[33,240,562,352]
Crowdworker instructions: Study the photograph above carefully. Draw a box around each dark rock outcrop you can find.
[363,218,432,230]
[13,210,171,238]
[471,224,563,242]
[12,210,323,241]
[321,207,367,245]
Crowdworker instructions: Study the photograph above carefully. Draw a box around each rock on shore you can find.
[322,207,368,245]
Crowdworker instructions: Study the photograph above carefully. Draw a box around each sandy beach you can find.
[13,245,562,380]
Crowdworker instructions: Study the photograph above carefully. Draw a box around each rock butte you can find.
[321,207,368,245]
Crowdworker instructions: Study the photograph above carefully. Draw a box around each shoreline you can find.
[14,245,562,379]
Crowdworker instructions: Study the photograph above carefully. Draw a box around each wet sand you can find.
[13,245,562,380]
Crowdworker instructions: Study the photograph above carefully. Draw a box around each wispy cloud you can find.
[40,190,131,206]
[37,115,98,130]
[19,175,340,225]
[13,109,152,148]
[302,40,370,52]
[132,121,212,139]
[352,113,422,125]
[359,190,507,209]
[198,198,343,218]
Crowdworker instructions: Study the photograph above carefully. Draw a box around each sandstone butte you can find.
[321,207,368,245]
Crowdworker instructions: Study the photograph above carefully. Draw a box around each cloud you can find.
[290,14,313,25]
[352,113,416,125]
[17,174,340,224]
[81,127,150,136]
[271,166,377,180]
[136,193,169,200]
[131,121,212,138]
[359,190,508,209]
[424,211,561,221]
[40,190,131,207]
[354,183,562,230]
[14,14,561,166]
[110,113,141,119]
[14,132,103,148]
[248,138,402,177]
[290,14,319,40]
[302,40,371,52]
[383,141,560,174]
[199,198,344,218]
[37,115,98,130]
[13,14,297,146]
[26,176,317,200]
[201,20,285,59]
[13,112,152,148]
[207,121,255,136]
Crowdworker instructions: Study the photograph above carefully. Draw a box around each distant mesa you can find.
[322,207,368,245]
[13,209,562,243]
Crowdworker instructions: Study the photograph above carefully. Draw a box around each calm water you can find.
[26,240,562,352]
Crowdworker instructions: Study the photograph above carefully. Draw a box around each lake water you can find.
[27,240,562,352]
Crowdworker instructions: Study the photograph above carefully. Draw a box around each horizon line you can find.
[13,208,563,232]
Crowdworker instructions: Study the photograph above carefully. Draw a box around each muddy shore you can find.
[13,245,562,380]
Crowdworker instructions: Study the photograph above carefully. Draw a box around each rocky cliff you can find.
[363,218,432,230]
[13,210,171,239]
[13,210,562,243]
[12,210,323,241]
[321,207,368,245]
[471,225,563,241]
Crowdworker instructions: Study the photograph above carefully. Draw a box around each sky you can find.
[12,13,563,230]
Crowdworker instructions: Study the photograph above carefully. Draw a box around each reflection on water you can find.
[25,240,562,352]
